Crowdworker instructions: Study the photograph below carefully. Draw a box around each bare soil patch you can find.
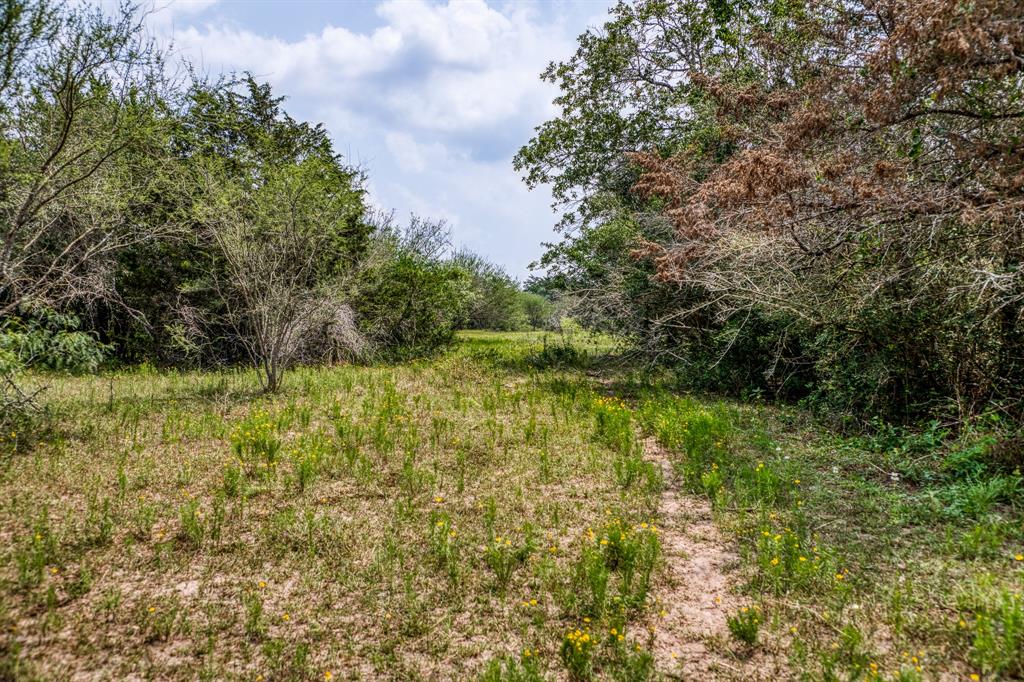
[640,436,787,680]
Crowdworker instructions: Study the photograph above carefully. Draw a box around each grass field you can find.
[0,332,1021,680]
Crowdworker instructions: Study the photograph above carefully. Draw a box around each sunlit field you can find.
[4,0,1023,678]
[1,333,665,680]
[1,333,1021,680]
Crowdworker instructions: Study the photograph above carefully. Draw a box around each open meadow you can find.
[0,333,1020,680]
[2,0,1023,678]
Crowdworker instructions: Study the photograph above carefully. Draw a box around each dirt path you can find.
[640,436,786,680]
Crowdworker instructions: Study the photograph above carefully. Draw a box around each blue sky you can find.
[144,0,613,279]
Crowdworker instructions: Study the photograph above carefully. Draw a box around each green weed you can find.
[968,589,1024,676]
[727,606,761,646]
[14,510,57,590]
[561,626,596,680]
[480,653,544,682]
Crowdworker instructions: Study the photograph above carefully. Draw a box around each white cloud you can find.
[163,0,568,135]
[167,23,404,86]
[384,132,428,173]
[376,0,511,65]
[139,0,220,30]
[143,0,608,277]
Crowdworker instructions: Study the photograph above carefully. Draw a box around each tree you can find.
[626,0,1024,417]
[518,291,554,330]
[0,1,168,439]
[513,1,744,347]
[107,76,373,368]
[0,2,168,317]
[513,0,744,227]
[518,0,1024,420]
[354,215,470,357]
[197,156,366,391]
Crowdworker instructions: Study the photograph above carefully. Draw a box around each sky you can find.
[142,0,614,280]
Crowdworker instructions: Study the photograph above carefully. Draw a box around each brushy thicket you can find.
[0,1,557,399]
[517,0,1024,425]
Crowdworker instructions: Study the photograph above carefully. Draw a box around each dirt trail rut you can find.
[640,436,785,680]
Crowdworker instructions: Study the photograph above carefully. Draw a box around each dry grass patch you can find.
[0,334,666,680]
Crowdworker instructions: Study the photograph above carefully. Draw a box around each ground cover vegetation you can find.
[0,332,1021,680]
[2,0,1023,679]
[0,333,665,680]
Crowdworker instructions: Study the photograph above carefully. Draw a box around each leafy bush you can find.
[356,250,469,359]
[727,606,761,646]
[450,250,525,331]
[525,338,590,370]
[519,291,554,330]
[0,312,110,374]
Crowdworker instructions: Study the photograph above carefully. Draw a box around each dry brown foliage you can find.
[625,0,1024,415]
